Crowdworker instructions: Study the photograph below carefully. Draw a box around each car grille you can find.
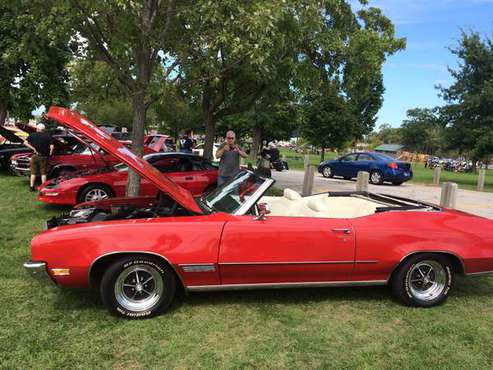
[15,156,31,170]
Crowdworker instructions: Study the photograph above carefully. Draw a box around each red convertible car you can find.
[25,107,493,318]
[37,152,218,205]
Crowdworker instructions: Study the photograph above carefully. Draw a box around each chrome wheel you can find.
[370,171,383,184]
[322,166,332,178]
[84,188,109,202]
[407,260,447,301]
[114,265,164,312]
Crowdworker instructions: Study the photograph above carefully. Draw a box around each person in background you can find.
[215,130,248,185]
[180,129,195,153]
[23,123,54,191]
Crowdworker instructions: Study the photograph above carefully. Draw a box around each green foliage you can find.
[400,108,445,154]
[0,0,71,122]
[440,31,493,160]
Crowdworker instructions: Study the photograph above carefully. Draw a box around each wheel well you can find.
[389,252,465,281]
[77,182,115,202]
[89,252,185,292]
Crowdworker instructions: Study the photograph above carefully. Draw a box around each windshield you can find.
[203,171,267,214]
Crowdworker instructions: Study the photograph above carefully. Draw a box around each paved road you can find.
[272,170,493,219]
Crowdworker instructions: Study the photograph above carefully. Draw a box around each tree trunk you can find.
[320,146,325,162]
[250,126,262,163]
[203,112,216,160]
[126,92,147,196]
[0,104,7,126]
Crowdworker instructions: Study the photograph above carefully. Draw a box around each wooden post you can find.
[440,182,457,209]
[433,166,441,185]
[356,171,369,192]
[304,154,310,170]
[477,169,486,192]
[302,165,315,196]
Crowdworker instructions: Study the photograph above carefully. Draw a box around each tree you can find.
[440,31,493,163]
[0,0,70,124]
[400,108,444,154]
[299,3,405,156]
[69,60,133,127]
[67,0,181,195]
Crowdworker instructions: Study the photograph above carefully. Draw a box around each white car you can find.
[193,143,221,160]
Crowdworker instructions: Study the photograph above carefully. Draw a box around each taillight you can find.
[388,162,398,169]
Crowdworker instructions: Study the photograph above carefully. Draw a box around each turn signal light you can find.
[51,268,70,276]
[388,162,398,169]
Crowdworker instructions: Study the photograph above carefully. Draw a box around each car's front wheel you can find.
[322,166,333,178]
[391,254,453,307]
[100,256,177,318]
[78,184,114,203]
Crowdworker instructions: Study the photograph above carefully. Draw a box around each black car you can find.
[0,125,32,171]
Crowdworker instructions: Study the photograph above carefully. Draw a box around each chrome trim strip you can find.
[88,251,186,287]
[234,177,275,216]
[465,270,493,277]
[187,280,387,292]
[219,261,354,266]
[23,261,56,285]
[179,264,216,272]
[219,260,378,266]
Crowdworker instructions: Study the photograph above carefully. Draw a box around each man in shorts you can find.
[24,123,54,191]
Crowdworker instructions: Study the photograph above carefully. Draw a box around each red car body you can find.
[10,135,158,178]
[37,152,218,205]
[24,107,493,318]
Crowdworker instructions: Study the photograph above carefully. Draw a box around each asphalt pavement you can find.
[271,169,493,219]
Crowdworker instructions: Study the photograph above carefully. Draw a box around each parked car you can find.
[144,134,176,152]
[10,133,158,179]
[23,107,493,318]
[0,125,32,170]
[193,142,221,159]
[318,152,413,185]
[38,152,218,205]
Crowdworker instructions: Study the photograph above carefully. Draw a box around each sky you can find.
[354,0,493,128]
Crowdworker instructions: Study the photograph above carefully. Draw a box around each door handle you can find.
[331,228,351,234]
[185,176,193,180]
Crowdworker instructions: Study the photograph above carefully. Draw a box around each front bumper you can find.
[23,261,56,285]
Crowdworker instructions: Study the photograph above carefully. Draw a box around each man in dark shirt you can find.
[180,129,195,153]
[24,123,54,191]
[216,130,248,185]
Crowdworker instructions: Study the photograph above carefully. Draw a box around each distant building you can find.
[374,144,405,157]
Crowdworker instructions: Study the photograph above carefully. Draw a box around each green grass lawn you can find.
[280,148,336,170]
[2,172,493,368]
[410,162,493,192]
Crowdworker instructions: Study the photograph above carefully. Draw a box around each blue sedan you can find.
[318,152,413,185]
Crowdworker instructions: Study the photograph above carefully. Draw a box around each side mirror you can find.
[254,202,271,221]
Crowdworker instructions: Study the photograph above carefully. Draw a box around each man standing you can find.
[24,123,54,191]
[180,129,195,153]
[216,130,247,185]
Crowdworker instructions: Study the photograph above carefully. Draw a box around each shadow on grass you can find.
[52,276,493,314]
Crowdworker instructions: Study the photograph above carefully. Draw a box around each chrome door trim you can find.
[219,261,354,266]
[179,264,216,272]
[187,280,387,292]
[465,270,493,277]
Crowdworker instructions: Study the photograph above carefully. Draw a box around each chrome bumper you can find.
[23,261,56,285]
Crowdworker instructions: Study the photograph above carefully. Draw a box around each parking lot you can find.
[273,170,493,219]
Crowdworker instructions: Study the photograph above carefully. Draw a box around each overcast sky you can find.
[354,0,493,128]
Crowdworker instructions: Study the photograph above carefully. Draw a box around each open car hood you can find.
[0,125,24,144]
[46,106,203,214]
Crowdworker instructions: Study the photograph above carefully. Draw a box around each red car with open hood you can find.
[24,107,493,318]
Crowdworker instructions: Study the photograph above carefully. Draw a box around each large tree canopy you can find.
[0,0,71,124]
[440,31,493,161]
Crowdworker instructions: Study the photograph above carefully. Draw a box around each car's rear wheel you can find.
[322,166,333,178]
[391,254,453,307]
[100,256,176,318]
[369,170,384,185]
[78,184,114,203]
